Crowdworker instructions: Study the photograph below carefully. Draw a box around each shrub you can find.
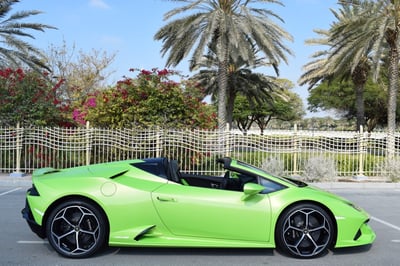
[375,159,400,182]
[261,156,286,176]
[302,156,337,182]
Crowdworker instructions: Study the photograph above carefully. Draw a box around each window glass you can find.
[259,177,286,194]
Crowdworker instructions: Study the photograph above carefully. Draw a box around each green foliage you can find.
[307,77,393,131]
[232,95,254,132]
[155,0,293,129]
[81,69,217,129]
[233,88,305,133]
[302,1,400,133]
[252,89,304,130]
[0,68,72,126]
[191,62,293,129]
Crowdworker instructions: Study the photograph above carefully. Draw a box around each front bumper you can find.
[335,218,376,248]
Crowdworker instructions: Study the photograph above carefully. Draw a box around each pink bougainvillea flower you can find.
[86,97,97,108]
[157,69,169,76]
[140,69,152,75]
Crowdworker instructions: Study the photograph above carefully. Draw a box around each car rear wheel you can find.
[275,203,335,258]
[45,199,107,258]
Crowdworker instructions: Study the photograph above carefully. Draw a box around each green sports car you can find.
[22,157,375,259]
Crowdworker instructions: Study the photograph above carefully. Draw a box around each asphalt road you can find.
[1,184,399,266]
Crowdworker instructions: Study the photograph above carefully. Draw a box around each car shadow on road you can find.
[100,245,372,258]
[332,244,372,256]
[102,247,274,257]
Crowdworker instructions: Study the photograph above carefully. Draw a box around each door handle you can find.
[157,196,176,202]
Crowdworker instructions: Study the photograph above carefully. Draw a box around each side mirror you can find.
[243,183,264,197]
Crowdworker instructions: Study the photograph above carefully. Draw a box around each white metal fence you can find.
[1,124,399,181]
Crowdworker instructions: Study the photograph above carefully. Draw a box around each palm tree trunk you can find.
[217,20,229,131]
[387,45,399,158]
[217,62,228,130]
[387,47,398,133]
[352,62,368,132]
[226,87,235,129]
[355,84,365,131]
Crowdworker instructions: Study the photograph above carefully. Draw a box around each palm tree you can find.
[334,0,400,136]
[323,0,400,157]
[0,0,56,71]
[191,62,285,129]
[154,0,293,130]
[299,3,374,131]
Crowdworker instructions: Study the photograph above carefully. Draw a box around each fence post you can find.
[386,130,395,160]
[225,123,230,157]
[156,127,162,158]
[10,123,25,177]
[86,121,91,165]
[355,125,366,180]
[293,124,298,176]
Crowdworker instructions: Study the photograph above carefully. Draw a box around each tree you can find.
[307,77,389,132]
[43,40,116,107]
[331,1,400,135]
[190,59,285,129]
[154,0,293,130]
[251,89,304,134]
[299,3,375,131]
[310,0,400,156]
[0,68,69,126]
[233,87,305,134]
[232,95,254,133]
[0,0,56,71]
[80,69,217,129]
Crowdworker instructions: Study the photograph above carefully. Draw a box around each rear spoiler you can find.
[32,167,61,176]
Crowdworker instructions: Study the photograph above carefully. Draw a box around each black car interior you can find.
[133,157,259,191]
[167,158,256,191]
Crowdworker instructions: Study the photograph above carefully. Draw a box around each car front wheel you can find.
[45,199,107,258]
[275,203,335,258]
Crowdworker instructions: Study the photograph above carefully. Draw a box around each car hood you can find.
[305,184,351,202]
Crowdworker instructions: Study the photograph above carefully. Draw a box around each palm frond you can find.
[0,0,56,71]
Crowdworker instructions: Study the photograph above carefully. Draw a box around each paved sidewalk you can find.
[1,172,400,189]
[0,173,32,186]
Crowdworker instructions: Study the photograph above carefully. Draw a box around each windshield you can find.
[236,160,307,187]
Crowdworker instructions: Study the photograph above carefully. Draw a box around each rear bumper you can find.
[21,199,45,239]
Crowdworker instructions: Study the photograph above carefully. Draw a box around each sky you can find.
[13,0,340,117]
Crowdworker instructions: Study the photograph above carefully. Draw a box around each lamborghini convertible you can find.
[22,157,375,259]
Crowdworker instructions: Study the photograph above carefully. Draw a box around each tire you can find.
[45,199,107,258]
[275,203,335,258]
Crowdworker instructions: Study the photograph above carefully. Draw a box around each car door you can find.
[151,182,271,242]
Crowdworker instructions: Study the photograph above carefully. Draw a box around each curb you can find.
[312,182,400,190]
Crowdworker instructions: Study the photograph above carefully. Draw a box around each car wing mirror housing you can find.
[242,183,264,199]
